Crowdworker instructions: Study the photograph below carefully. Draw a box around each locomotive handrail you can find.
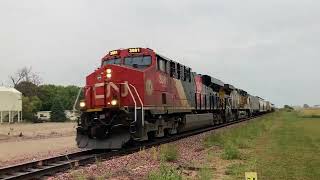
[128,83,144,127]
[120,83,137,124]
[118,82,144,127]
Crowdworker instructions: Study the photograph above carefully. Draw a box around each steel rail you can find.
[0,114,265,180]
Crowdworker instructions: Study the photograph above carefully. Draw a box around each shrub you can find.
[159,144,178,162]
[221,144,240,160]
[148,164,182,180]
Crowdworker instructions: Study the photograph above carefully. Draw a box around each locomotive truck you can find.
[77,48,272,149]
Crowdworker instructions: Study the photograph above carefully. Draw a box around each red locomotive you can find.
[77,47,272,149]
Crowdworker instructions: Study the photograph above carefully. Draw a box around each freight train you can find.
[77,48,273,149]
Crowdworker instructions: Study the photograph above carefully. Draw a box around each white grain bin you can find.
[0,87,22,123]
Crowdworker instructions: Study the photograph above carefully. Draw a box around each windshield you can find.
[124,56,152,69]
[102,58,121,66]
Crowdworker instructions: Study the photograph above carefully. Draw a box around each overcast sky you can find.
[1,0,319,107]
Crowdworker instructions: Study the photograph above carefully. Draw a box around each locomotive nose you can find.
[87,65,144,109]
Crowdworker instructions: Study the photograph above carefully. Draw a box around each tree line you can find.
[10,67,82,122]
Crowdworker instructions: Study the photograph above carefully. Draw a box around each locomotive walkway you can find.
[0,115,262,180]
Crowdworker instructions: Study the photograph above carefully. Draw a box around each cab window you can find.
[157,56,167,73]
[102,58,121,66]
[185,67,191,82]
[177,64,181,79]
[170,61,176,78]
[124,56,152,69]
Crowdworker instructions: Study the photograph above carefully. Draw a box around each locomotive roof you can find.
[201,75,225,92]
[211,77,224,87]
[156,53,191,69]
[224,84,235,90]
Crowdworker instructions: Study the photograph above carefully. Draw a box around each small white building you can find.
[0,87,22,123]
[36,111,51,121]
[36,110,79,121]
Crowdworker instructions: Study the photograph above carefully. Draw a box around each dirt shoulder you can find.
[0,136,79,167]
[0,122,78,167]
[0,122,76,142]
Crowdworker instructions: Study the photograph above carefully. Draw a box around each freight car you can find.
[76,48,272,149]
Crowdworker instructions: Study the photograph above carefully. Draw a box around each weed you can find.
[221,143,240,160]
[206,150,214,162]
[71,171,87,180]
[150,146,159,161]
[148,163,182,180]
[159,144,178,162]
[95,173,111,180]
[234,138,251,149]
[225,163,245,176]
[95,157,103,167]
[198,165,213,180]
[203,133,225,148]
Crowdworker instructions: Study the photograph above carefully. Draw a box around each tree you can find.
[284,105,294,110]
[38,85,81,111]
[15,81,39,97]
[50,98,67,122]
[22,96,42,122]
[38,85,58,111]
[10,66,41,87]
[303,104,310,108]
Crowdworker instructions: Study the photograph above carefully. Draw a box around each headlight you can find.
[111,99,117,106]
[79,101,86,108]
[106,69,112,78]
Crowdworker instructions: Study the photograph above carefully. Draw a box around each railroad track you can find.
[0,115,263,180]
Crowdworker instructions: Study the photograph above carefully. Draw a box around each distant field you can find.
[205,111,320,180]
[299,108,320,118]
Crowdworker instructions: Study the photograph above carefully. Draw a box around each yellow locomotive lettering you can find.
[109,50,118,55]
[128,48,140,53]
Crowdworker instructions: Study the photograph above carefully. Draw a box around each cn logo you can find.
[94,82,129,99]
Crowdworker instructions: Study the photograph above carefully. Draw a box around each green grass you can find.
[204,113,275,161]
[148,164,182,180]
[159,144,178,162]
[226,111,320,180]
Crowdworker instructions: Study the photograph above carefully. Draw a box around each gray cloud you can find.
[1,0,319,107]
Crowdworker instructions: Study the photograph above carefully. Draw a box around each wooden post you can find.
[0,111,2,123]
